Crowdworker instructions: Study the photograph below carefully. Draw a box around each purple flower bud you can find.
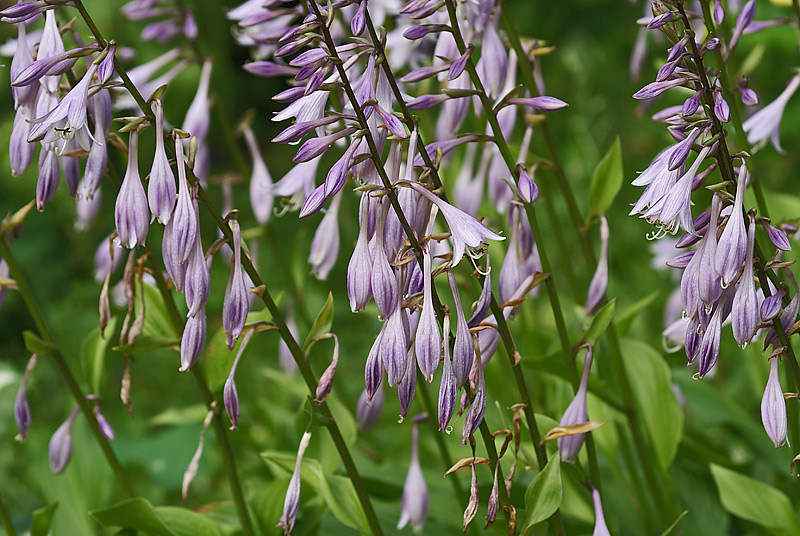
[761,290,785,322]
[476,22,507,98]
[398,346,417,420]
[415,248,441,382]
[706,37,721,51]
[145,102,176,224]
[351,0,367,36]
[14,354,38,441]
[633,78,688,100]
[347,193,374,312]
[183,60,212,144]
[96,43,116,84]
[49,406,80,474]
[62,153,80,197]
[763,222,791,251]
[585,217,609,315]
[93,404,115,440]
[0,0,60,23]
[243,125,274,224]
[313,334,339,404]
[438,313,457,431]
[741,87,759,106]
[162,216,186,291]
[517,164,539,204]
[403,23,449,40]
[698,303,723,377]
[713,0,726,24]
[591,485,611,536]
[713,88,730,122]
[244,61,299,78]
[371,200,400,318]
[397,423,428,532]
[185,205,209,318]
[357,383,384,432]
[406,93,450,110]
[10,106,36,177]
[308,192,341,280]
[293,127,357,163]
[10,24,37,108]
[761,356,787,448]
[716,164,748,286]
[467,257,492,328]
[682,89,703,116]
[506,96,569,111]
[223,220,250,350]
[183,10,198,40]
[381,306,409,388]
[448,271,474,388]
[449,48,471,81]
[461,358,486,443]
[277,431,312,535]
[667,127,703,171]
[729,0,756,54]
[114,131,149,248]
[180,310,206,371]
[224,330,254,429]
[558,345,593,462]
[36,146,60,212]
[647,11,674,28]
[171,137,198,263]
[731,220,758,346]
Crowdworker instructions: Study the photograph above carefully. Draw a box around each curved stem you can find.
[0,493,17,536]
[0,239,134,498]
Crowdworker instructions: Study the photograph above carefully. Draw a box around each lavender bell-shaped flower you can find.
[182,59,213,181]
[308,192,341,280]
[761,356,788,448]
[10,105,36,177]
[185,200,210,318]
[448,271,474,388]
[277,431,312,535]
[585,216,609,315]
[397,421,429,532]
[462,358,486,443]
[517,164,538,204]
[49,405,80,474]
[36,146,60,211]
[148,99,176,224]
[14,354,38,441]
[163,217,187,291]
[223,219,250,349]
[742,74,800,153]
[224,330,253,429]
[347,193,373,312]
[172,136,198,263]
[381,301,409,388]
[715,163,748,286]
[404,182,504,266]
[438,313,457,431]
[398,346,417,420]
[591,485,612,536]
[731,219,758,346]
[180,311,206,371]
[114,130,149,248]
[244,124,274,224]
[415,246,441,382]
[558,345,594,463]
[371,199,399,318]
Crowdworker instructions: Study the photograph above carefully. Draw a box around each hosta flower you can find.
[148,99,176,224]
[558,345,593,463]
[761,356,787,448]
[244,125,274,225]
[308,192,341,280]
[49,406,80,474]
[715,164,748,286]
[415,247,441,382]
[585,216,609,315]
[171,136,198,263]
[437,313,457,431]
[448,270,474,388]
[347,193,373,312]
[742,74,800,153]
[397,422,429,532]
[14,354,38,441]
[591,485,611,536]
[277,431,312,535]
[114,131,149,248]
[404,181,504,266]
[222,219,250,349]
[731,219,758,346]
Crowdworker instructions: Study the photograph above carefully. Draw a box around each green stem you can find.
[0,493,17,536]
[0,239,134,498]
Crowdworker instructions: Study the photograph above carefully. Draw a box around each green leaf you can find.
[523,455,562,530]
[154,506,222,536]
[583,298,615,345]
[112,336,180,354]
[261,451,369,534]
[31,500,59,536]
[23,330,57,355]
[80,318,118,394]
[588,137,623,217]
[620,338,683,471]
[710,464,800,532]
[89,498,173,535]
[303,292,334,352]
[205,327,235,392]
[306,302,332,342]
[139,281,179,340]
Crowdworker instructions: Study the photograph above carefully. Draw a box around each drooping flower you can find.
[715,163,748,286]
[404,181,504,266]
[761,356,788,448]
[558,345,593,463]
[585,216,609,315]
[415,246,441,382]
[49,405,81,474]
[147,99,176,224]
[347,193,373,312]
[184,200,210,318]
[14,354,38,441]
[448,270,474,388]
[437,313,457,431]
[277,431,312,535]
[244,124,274,224]
[357,382,385,432]
[731,219,758,346]
[222,219,250,349]
[742,74,800,153]
[171,135,198,263]
[397,421,429,533]
[180,310,206,371]
[308,192,341,280]
[224,330,254,429]
[114,131,149,248]
[591,485,612,536]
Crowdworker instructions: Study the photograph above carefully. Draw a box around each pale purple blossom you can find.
[761,356,787,448]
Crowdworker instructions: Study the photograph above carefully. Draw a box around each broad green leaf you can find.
[710,464,800,532]
[139,281,179,339]
[23,330,56,355]
[154,506,222,536]
[523,455,562,530]
[80,317,118,394]
[261,451,369,534]
[113,336,180,354]
[620,338,683,471]
[583,298,615,345]
[303,292,334,352]
[615,291,659,335]
[89,498,173,535]
[31,500,59,536]
[205,327,236,392]
[588,137,623,217]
